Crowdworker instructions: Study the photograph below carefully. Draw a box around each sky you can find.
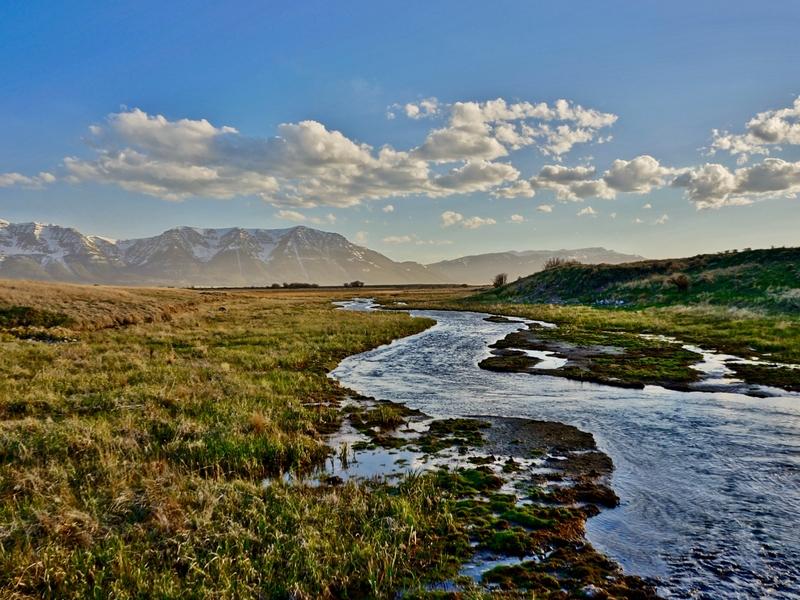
[1,1,799,262]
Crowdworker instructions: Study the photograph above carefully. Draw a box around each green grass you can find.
[481,246,800,313]
[1,290,488,598]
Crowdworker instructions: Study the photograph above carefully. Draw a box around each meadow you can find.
[2,280,797,598]
[0,282,483,598]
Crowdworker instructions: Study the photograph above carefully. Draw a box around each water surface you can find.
[331,303,800,599]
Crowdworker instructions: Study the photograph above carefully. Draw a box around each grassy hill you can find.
[480,246,800,313]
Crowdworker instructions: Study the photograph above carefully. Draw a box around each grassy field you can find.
[2,281,495,598]
[2,278,795,598]
[481,246,800,313]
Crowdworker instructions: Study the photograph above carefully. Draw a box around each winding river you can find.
[332,302,800,599]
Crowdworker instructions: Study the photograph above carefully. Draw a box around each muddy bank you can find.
[311,393,660,598]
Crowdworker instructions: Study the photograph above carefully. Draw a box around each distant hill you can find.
[426,248,643,285]
[479,247,800,313]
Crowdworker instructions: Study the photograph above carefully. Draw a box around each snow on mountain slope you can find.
[0,221,441,285]
[1,220,645,286]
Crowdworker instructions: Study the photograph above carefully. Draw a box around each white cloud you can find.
[524,155,675,202]
[633,217,644,224]
[609,212,617,219]
[354,231,368,244]
[537,203,553,213]
[509,214,525,223]
[38,96,800,214]
[654,214,669,225]
[492,179,535,198]
[412,98,616,162]
[709,96,800,160]
[602,155,675,193]
[530,165,613,201]
[404,97,441,119]
[440,210,464,227]
[577,206,597,216]
[434,160,519,193]
[64,101,610,207]
[381,233,452,246]
[275,209,307,222]
[642,203,652,209]
[0,171,56,188]
[672,158,800,209]
[440,210,496,229]
[462,216,497,229]
[382,235,414,244]
[537,164,597,182]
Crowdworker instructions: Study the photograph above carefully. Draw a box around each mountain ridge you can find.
[0,219,642,286]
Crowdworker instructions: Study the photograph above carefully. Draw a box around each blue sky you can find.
[1,1,799,261]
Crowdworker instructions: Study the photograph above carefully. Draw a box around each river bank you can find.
[332,300,800,598]
[309,390,659,597]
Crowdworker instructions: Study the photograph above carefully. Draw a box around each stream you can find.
[331,300,800,599]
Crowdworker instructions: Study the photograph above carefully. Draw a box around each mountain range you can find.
[0,220,642,286]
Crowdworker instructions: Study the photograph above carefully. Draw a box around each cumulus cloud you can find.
[382,233,453,245]
[710,96,800,161]
[0,171,56,188]
[462,216,497,229]
[492,179,535,198]
[275,209,307,222]
[509,214,525,223]
[382,235,414,244]
[440,210,496,229]
[354,231,368,244]
[503,155,677,202]
[65,104,572,206]
[36,95,800,214]
[275,209,336,225]
[440,210,464,227]
[672,158,800,209]
[405,98,440,119]
[412,98,616,163]
[577,206,597,216]
[602,155,675,193]
[654,214,669,224]
[528,164,613,201]
[642,203,652,209]
[537,204,553,213]
[434,160,519,193]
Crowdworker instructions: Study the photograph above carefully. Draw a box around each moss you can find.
[500,508,555,530]
[728,362,800,392]
[483,528,534,556]
[417,418,490,453]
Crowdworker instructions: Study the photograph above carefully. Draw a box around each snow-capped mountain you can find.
[0,219,646,287]
[0,221,442,286]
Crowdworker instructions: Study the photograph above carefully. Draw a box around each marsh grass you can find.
[0,283,478,598]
